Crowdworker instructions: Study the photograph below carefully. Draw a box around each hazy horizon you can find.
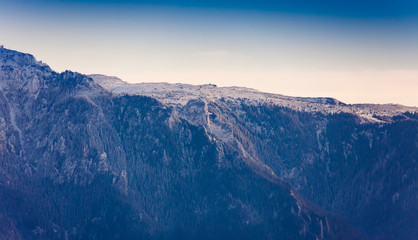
[1,0,417,106]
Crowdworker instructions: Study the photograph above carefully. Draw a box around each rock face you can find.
[0,48,416,239]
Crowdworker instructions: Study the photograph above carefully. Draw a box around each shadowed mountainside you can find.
[1,48,417,239]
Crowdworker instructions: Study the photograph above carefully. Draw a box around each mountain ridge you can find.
[89,74,417,124]
[0,47,416,239]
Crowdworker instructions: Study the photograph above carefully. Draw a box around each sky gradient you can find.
[1,0,418,106]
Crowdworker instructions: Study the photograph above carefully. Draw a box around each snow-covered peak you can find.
[90,74,417,123]
[0,47,49,69]
[0,48,53,95]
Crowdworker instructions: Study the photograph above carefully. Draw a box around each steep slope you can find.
[91,75,418,238]
[0,48,368,239]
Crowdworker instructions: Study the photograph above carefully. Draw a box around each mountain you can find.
[90,77,418,239]
[0,47,416,239]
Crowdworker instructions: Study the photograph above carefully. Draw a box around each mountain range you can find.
[0,47,417,239]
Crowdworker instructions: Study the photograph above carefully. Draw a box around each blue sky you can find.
[21,0,418,18]
[1,0,418,106]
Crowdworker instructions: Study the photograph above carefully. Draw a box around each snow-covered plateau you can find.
[90,74,417,124]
